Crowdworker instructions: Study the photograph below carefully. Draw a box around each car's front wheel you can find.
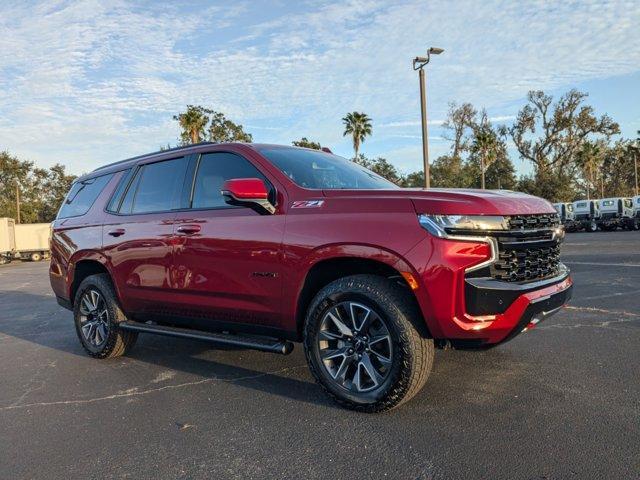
[303,274,434,412]
[74,273,137,358]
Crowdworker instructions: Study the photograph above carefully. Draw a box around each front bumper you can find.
[449,273,573,347]
[403,235,573,346]
[465,266,570,316]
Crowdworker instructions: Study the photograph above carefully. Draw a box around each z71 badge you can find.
[291,200,325,208]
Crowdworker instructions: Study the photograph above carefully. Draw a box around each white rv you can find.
[596,198,637,230]
[552,202,578,231]
[572,200,600,232]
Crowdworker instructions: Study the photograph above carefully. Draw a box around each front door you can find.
[171,151,286,328]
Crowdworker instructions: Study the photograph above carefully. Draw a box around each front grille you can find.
[491,243,561,281]
[461,213,563,283]
[507,213,559,230]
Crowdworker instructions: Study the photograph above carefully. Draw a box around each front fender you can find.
[282,243,423,334]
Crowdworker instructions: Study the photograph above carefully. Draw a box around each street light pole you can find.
[418,67,429,188]
[413,47,443,189]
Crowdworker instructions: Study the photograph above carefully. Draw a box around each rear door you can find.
[171,151,286,328]
[103,156,190,315]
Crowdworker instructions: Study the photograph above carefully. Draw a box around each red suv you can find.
[50,143,572,411]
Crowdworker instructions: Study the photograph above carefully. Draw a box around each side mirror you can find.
[221,178,275,214]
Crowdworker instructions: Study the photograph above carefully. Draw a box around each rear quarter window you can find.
[57,173,114,219]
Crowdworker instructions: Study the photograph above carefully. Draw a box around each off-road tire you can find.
[74,273,137,358]
[303,274,434,413]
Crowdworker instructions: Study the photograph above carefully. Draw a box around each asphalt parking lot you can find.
[1,231,639,479]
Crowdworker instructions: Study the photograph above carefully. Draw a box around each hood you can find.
[321,188,555,216]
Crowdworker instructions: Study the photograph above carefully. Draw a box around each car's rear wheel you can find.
[303,274,434,412]
[74,273,137,358]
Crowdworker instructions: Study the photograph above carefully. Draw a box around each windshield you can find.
[258,147,398,190]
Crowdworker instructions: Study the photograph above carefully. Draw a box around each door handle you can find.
[176,225,201,235]
[107,228,126,237]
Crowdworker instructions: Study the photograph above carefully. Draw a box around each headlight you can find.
[418,214,508,237]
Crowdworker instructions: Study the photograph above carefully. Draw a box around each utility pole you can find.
[16,180,21,224]
[634,130,640,197]
[634,149,638,197]
[413,47,444,189]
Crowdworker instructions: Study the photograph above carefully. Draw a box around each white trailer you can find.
[0,218,51,263]
[0,218,17,264]
[14,223,51,260]
[597,198,638,231]
[633,196,640,219]
[552,202,579,231]
[572,200,600,232]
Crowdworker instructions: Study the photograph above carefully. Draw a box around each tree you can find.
[507,89,619,175]
[173,106,252,145]
[484,154,517,190]
[354,154,402,185]
[292,137,321,150]
[575,141,605,199]
[600,140,637,198]
[342,112,372,159]
[430,155,471,188]
[0,151,76,222]
[208,111,252,143]
[40,164,76,221]
[442,102,478,159]
[402,171,424,188]
[173,105,209,145]
[470,112,499,189]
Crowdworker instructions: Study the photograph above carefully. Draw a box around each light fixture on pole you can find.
[413,47,444,189]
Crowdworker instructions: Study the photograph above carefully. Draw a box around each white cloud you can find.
[0,0,639,173]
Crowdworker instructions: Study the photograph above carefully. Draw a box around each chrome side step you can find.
[118,321,294,355]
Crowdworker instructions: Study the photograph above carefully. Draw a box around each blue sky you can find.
[1,0,639,176]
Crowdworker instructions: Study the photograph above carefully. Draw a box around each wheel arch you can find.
[293,246,426,340]
[67,252,117,306]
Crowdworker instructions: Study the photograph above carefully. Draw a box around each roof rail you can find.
[92,142,218,172]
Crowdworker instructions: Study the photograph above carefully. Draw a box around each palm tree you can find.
[576,141,602,199]
[471,124,498,189]
[342,112,372,159]
[173,105,209,144]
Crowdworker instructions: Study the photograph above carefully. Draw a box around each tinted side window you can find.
[119,169,142,214]
[57,173,114,219]
[191,153,269,209]
[105,168,132,212]
[120,157,187,214]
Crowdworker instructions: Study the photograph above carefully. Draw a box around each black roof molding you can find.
[93,141,219,172]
